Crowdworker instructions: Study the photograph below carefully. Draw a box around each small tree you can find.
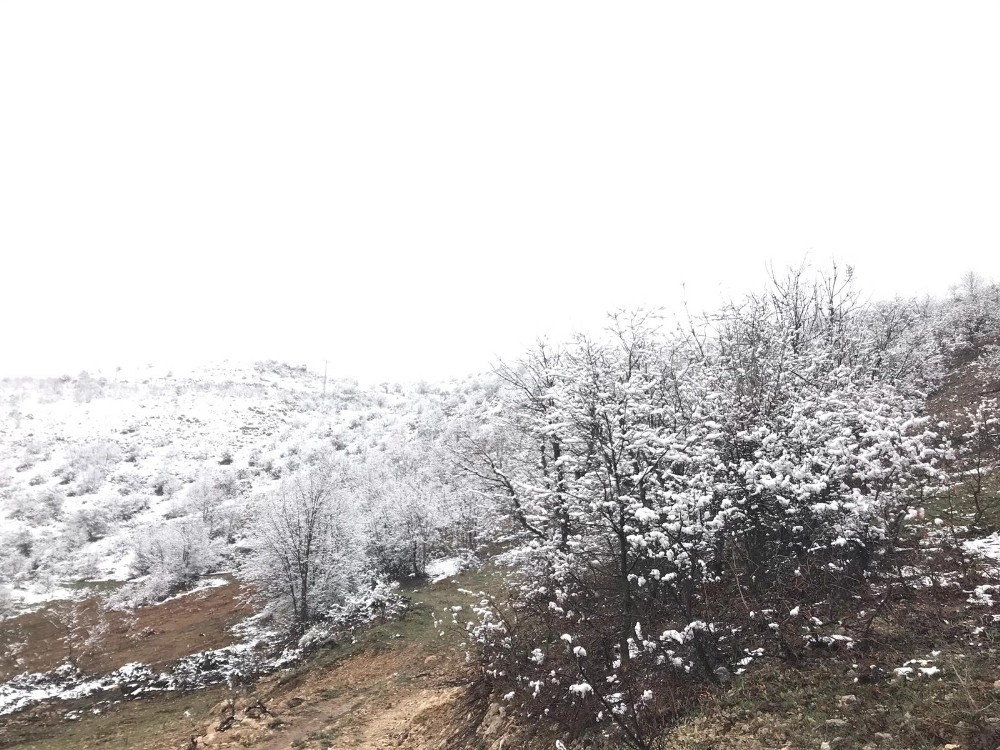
[43,598,109,671]
[958,397,1000,526]
[241,463,368,634]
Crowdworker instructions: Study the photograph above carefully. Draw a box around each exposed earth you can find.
[0,568,494,750]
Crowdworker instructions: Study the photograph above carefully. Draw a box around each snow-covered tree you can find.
[240,463,369,633]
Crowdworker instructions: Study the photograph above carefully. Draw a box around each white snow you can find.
[964,532,1000,562]
[4,584,81,614]
[426,556,463,583]
[154,577,230,605]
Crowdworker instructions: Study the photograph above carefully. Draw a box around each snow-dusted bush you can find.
[7,487,63,524]
[115,493,152,522]
[358,472,443,579]
[106,518,219,608]
[240,464,370,634]
[183,468,250,538]
[68,466,106,496]
[73,371,105,403]
[66,506,113,543]
[62,440,122,496]
[112,467,148,496]
[936,272,1000,356]
[132,517,216,579]
[461,268,947,748]
[298,578,407,649]
[0,530,34,580]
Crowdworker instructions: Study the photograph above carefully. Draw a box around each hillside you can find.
[2,270,1000,750]
[0,361,492,611]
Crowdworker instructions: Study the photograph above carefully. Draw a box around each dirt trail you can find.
[0,572,493,750]
[187,577,487,750]
[244,649,466,750]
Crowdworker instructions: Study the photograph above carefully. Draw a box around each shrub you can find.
[107,518,218,608]
[152,470,182,498]
[298,579,407,649]
[67,507,113,543]
[462,273,947,748]
[8,487,64,524]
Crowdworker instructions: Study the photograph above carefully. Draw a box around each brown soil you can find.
[0,581,253,681]
[179,624,477,749]
[0,572,492,750]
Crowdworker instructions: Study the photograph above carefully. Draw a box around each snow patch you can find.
[426,556,463,583]
[964,532,1000,562]
[154,577,230,605]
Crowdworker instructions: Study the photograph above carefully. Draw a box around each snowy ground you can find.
[426,556,466,583]
[964,531,1000,562]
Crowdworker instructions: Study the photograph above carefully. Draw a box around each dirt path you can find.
[187,573,490,750]
[0,571,494,750]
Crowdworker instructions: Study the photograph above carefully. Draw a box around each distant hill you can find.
[0,360,492,608]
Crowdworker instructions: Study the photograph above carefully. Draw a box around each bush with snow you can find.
[461,266,950,748]
[106,518,219,608]
[298,578,408,649]
[7,487,63,525]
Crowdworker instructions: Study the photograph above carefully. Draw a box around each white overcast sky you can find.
[1,2,998,382]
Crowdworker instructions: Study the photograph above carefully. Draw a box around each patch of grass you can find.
[0,686,229,750]
[307,728,339,748]
[299,565,500,671]
[668,651,1000,749]
[662,584,1000,750]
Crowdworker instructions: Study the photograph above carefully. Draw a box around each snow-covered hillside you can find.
[0,361,495,611]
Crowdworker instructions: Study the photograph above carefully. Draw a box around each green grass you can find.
[294,565,500,672]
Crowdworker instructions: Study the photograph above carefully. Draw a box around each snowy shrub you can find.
[63,440,122,496]
[329,578,407,628]
[105,518,219,608]
[69,465,106,496]
[115,493,152,522]
[183,468,250,538]
[460,267,947,748]
[132,517,216,579]
[151,470,182,498]
[67,506,113,543]
[347,430,488,579]
[298,579,407,649]
[240,464,370,634]
[953,396,1000,524]
[113,467,148,496]
[936,272,1000,356]
[73,371,104,403]
[0,530,35,578]
[7,487,64,524]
